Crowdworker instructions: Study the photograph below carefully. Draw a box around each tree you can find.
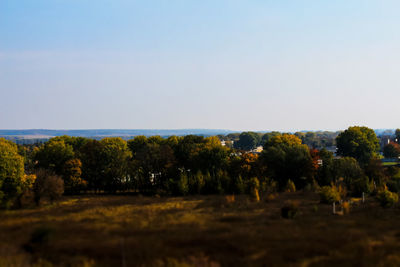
[63,158,87,194]
[234,132,261,151]
[78,140,105,192]
[261,134,314,190]
[396,129,400,144]
[383,142,400,159]
[100,138,131,192]
[33,169,64,205]
[316,149,335,186]
[0,138,25,208]
[336,126,380,165]
[34,139,74,175]
[262,132,281,145]
[332,157,369,196]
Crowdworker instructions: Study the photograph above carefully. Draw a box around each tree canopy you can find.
[336,126,380,165]
[0,138,25,207]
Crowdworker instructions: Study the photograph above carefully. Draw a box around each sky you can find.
[1,0,400,131]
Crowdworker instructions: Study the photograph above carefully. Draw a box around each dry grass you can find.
[1,192,400,266]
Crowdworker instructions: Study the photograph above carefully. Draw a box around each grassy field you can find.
[1,193,400,267]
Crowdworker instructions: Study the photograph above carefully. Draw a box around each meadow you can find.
[1,193,400,267]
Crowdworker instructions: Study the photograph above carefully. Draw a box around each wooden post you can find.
[333,202,336,214]
[362,192,365,203]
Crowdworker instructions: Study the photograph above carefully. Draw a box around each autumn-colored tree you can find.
[63,158,87,194]
[0,138,25,208]
[100,138,132,192]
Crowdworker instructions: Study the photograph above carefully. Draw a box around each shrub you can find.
[189,171,205,194]
[248,177,260,202]
[281,201,300,219]
[387,179,400,193]
[377,189,399,208]
[176,172,189,196]
[285,179,296,192]
[341,201,350,214]
[33,169,64,205]
[225,195,235,204]
[319,185,341,204]
[349,176,371,197]
[233,175,245,194]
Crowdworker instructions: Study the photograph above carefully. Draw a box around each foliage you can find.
[99,138,131,192]
[261,134,314,190]
[364,158,387,187]
[33,169,64,205]
[176,172,189,196]
[188,171,205,194]
[377,189,399,208]
[63,158,87,194]
[319,185,341,204]
[336,126,380,166]
[248,177,260,201]
[349,175,371,197]
[315,148,335,186]
[0,138,25,208]
[234,132,261,150]
[233,175,245,194]
[34,139,75,174]
[383,142,400,158]
[341,201,350,215]
[285,179,296,193]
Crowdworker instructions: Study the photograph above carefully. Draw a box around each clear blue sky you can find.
[1,0,399,131]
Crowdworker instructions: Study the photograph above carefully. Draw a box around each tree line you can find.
[0,126,399,208]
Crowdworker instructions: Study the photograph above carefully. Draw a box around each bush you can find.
[319,185,341,204]
[233,175,245,194]
[387,179,400,193]
[341,201,350,214]
[349,176,371,197]
[285,179,296,192]
[248,177,260,202]
[189,171,205,194]
[377,190,399,208]
[176,172,189,196]
[281,201,300,219]
[33,169,64,205]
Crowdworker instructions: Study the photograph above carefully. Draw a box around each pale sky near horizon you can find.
[1,1,400,131]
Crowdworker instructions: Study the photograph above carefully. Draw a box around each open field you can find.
[2,193,400,267]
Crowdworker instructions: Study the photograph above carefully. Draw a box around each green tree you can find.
[396,129,400,144]
[234,132,261,151]
[0,138,25,208]
[78,140,105,192]
[34,139,75,175]
[336,126,379,166]
[261,134,314,190]
[100,138,132,192]
[316,148,335,186]
[383,143,400,158]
